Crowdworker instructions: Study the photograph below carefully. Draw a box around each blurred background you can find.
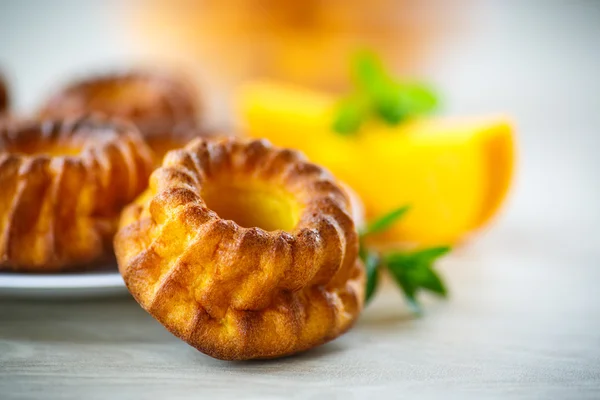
[1,0,598,244]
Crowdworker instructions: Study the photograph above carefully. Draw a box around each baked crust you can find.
[0,115,153,272]
[115,137,365,360]
[39,71,201,161]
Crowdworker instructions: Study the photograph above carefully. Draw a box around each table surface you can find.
[2,224,600,400]
[1,1,600,399]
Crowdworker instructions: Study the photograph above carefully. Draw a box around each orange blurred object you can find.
[132,0,465,90]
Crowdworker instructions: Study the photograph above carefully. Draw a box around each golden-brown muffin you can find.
[0,115,154,272]
[38,71,201,162]
[115,137,365,360]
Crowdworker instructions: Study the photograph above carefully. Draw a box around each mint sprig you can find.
[331,94,369,136]
[332,51,439,135]
[385,246,450,314]
[362,249,381,303]
[360,207,450,314]
[360,204,411,237]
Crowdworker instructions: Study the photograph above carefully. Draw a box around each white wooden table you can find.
[1,1,600,399]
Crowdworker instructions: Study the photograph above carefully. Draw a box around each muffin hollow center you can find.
[201,182,300,232]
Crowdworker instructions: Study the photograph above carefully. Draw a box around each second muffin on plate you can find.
[39,70,207,164]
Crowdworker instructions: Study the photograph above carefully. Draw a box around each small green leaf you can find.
[360,205,411,237]
[374,83,439,126]
[386,246,450,267]
[384,251,408,266]
[363,250,381,304]
[358,202,450,313]
[388,266,422,315]
[392,270,416,300]
[352,51,409,125]
[397,82,439,115]
[385,245,450,311]
[332,95,369,135]
[333,49,440,134]
[352,50,390,92]
[373,88,409,125]
[417,267,447,297]
[411,246,451,264]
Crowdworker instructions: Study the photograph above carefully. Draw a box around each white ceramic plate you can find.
[0,264,127,299]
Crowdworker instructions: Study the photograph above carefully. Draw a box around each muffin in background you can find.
[39,71,206,164]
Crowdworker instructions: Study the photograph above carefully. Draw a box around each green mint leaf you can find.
[332,95,369,135]
[393,271,417,300]
[373,88,409,125]
[385,245,450,311]
[410,246,451,265]
[352,50,390,93]
[398,82,439,115]
[335,50,440,133]
[388,265,422,315]
[352,51,405,125]
[352,51,440,120]
[360,205,411,238]
[384,251,408,267]
[363,250,381,304]
[386,246,450,267]
[418,267,447,297]
[374,83,439,126]
[358,204,450,312]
